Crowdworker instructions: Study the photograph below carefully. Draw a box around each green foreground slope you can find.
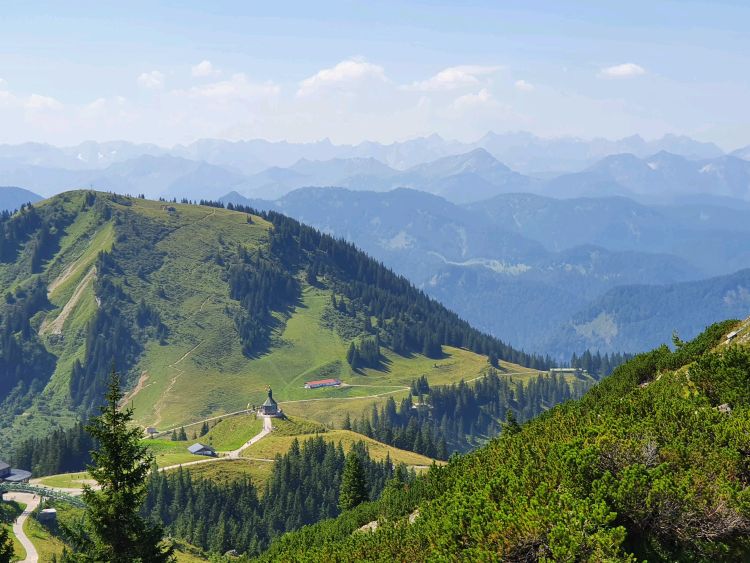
[258,319,750,562]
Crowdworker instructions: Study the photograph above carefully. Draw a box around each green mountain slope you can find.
[0,190,549,455]
[258,319,750,562]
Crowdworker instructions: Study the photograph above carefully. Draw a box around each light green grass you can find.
[244,428,438,467]
[144,439,202,468]
[24,515,66,561]
[185,414,264,450]
[171,459,275,492]
[36,471,94,489]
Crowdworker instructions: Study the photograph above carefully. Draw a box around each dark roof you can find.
[3,469,32,482]
[0,460,9,472]
[262,388,277,407]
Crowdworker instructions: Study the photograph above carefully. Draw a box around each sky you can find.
[0,1,748,149]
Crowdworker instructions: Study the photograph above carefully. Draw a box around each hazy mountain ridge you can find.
[0,186,43,211]
[1,134,748,205]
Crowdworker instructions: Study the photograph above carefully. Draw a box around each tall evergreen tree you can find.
[65,369,174,562]
[0,525,12,563]
[338,452,368,511]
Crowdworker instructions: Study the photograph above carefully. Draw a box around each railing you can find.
[0,482,87,508]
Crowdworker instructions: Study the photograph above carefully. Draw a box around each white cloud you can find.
[178,73,279,103]
[450,88,493,111]
[192,60,219,78]
[599,63,646,79]
[404,65,502,91]
[24,94,63,110]
[297,59,386,97]
[514,79,534,92]
[137,70,165,89]
[0,78,7,90]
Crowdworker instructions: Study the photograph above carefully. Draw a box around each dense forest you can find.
[348,369,592,457]
[11,421,94,476]
[252,320,750,562]
[143,436,408,556]
[0,202,73,435]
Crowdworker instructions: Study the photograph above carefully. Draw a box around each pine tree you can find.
[0,525,13,563]
[338,451,368,511]
[68,369,174,562]
[199,422,209,437]
[178,427,187,441]
[504,410,521,435]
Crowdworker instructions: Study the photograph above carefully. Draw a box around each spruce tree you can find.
[178,427,187,441]
[69,369,174,562]
[346,341,357,368]
[338,451,368,511]
[504,410,521,435]
[0,525,13,563]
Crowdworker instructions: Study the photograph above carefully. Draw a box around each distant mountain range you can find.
[3,141,749,205]
[222,187,750,356]
[2,132,748,357]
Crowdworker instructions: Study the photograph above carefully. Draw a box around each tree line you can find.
[142,435,406,556]
[347,369,592,457]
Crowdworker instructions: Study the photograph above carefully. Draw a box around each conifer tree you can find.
[504,410,521,435]
[178,427,187,441]
[338,451,368,511]
[0,525,13,563]
[66,369,174,562]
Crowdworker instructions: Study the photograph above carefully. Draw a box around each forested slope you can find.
[0,190,552,456]
[257,319,750,562]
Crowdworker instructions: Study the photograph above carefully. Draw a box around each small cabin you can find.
[0,459,31,483]
[187,443,216,457]
[145,427,159,438]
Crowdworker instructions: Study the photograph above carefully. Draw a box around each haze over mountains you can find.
[222,187,750,356]
[0,131,744,203]
[2,130,750,358]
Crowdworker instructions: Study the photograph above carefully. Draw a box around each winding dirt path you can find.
[159,416,274,471]
[228,416,273,459]
[3,492,39,563]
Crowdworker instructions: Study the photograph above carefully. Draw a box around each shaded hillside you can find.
[256,319,750,562]
[547,268,750,354]
[223,188,720,355]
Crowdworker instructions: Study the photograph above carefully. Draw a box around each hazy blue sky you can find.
[1,1,748,148]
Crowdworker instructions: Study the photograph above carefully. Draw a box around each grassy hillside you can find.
[0,190,549,456]
[256,319,750,562]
